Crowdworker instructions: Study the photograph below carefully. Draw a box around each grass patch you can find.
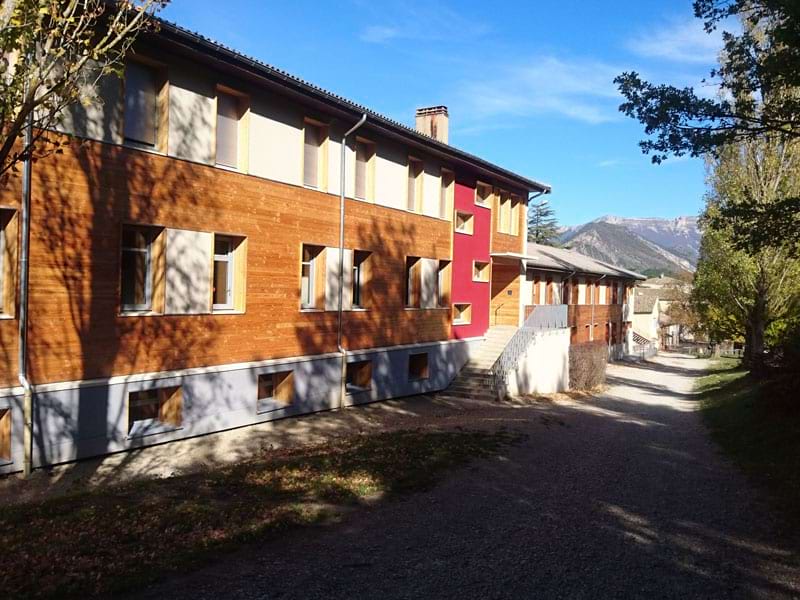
[698,359,800,527]
[0,428,519,598]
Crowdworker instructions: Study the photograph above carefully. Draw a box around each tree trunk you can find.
[748,296,767,374]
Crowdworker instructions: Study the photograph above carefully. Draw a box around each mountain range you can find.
[559,216,701,276]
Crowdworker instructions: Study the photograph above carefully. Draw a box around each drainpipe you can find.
[19,104,34,476]
[337,113,367,409]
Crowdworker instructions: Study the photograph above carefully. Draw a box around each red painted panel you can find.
[451,181,491,339]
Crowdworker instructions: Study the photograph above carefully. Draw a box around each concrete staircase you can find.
[439,325,518,401]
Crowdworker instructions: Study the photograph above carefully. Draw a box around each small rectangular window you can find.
[124,61,158,147]
[0,209,15,317]
[121,226,155,312]
[473,261,489,282]
[405,256,421,308]
[352,250,371,309]
[453,303,472,325]
[346,360,372,393]
[303,121,327,188]
[355,139,374,200]
[216,91,240,168]
[437,260,450,307]
[0,407,10,461]
[257,371,294,413]
[213,236,234,310]
[128,386,182,435]
[497,193,512,233]
[510,196,521,235]
[407,157,423,211]
[455,211,474,235]
[476,182,492,206]
[408,352,429,381]
[440,168,454,219]
[301,244,323,309]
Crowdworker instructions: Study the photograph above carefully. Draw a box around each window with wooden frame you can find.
[408,352,429,381]
[546,277,554,304]
[405,256,421,308]
[407,157,423,212]
[215,87,249,171]
[497,192,512,234]
[354,138,375,201]
[437,260,451,307]
[300,244,325,310]
[0,407,10,462]
[120,225,165,314]
[303,119,328,189]
[475,181,492,207]
[123,59,168,152]
[455,211,474,235]
[212,235,246,312]
[352,250,372,309]
[440,168,454,219]
[0,209,18,317]
[257,370,294,413]
[453,303,472,325]
[346,360,372,393]
[510,195,521,236]
[473,261,490,283]
[128,385,182,436]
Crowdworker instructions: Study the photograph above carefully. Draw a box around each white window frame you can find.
[301,245,316,309]
[212,236,234,311]
[121,227,152,312]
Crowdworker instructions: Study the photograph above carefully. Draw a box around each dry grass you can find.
[0,428,520,598]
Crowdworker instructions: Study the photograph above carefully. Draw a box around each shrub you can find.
[569,340,608,390]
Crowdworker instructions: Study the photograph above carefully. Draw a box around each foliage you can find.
[0,429,519,598]
[615,0,800,252]
[568,340,607,390]
[527,198,560,245]
[0,0,167,179]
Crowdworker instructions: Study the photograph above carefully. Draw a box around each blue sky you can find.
[162,0,725,226]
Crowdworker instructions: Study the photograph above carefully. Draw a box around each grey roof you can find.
[150,18,551,194]
[634,289,660,313]
[509,243,647,280]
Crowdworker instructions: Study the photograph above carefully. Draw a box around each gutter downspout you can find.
[19,104,33,476]
[337,113,367,409]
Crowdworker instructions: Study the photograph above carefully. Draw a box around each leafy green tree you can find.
[615,0,800,252]
[0,0,167,179]
[527,198,560,245]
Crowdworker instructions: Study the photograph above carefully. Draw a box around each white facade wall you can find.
[505,328,570,395]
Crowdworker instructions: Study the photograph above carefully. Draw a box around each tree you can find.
[527,198,559,245]
[0,0,167,179]
[692,136,800,371]
[615,0,800,252]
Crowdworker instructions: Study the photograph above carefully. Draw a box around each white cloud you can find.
[597,159,622,168]
[358,0,489,45]
[455,55,623,126]
[627,18,724,64]
[359,25,401,44]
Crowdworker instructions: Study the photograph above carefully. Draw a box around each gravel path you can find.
[132,353,800,599]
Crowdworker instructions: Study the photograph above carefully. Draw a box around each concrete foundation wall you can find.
[506,328,570,396]
[0,338,480,474]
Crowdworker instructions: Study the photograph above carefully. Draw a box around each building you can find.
[0,19,640,474]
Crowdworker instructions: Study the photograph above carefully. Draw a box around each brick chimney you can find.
[415,106,449,144]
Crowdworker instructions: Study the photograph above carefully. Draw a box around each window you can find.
[407,157,423,211]
[510,195,521,235]
[546,277,554,304]
[440,168,454,219]
[301,244,324,309]
[216,90,245,169]
[473,261,489,282]
[303,120,327,189]
[453,303,472,325]
[128,386,182,436]
[257,371,294,413]
[121,226,156,312]
[0,210,16,317]
[497,192,512,233]
[455,211,474,234]
[213,236,234,310]
[355,139,375,201]
[437,260,451,307]
[0,407,10,462]
[405,256,421,307]
[476,182,492,207]
[124,61,161,147]
[352,250,371,309]
[408,353,429,381]
[346,360,372,393]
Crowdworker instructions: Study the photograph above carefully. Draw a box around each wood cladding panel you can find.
[568,305,624,343]
[490,263,520,326]
[0,139,452,386]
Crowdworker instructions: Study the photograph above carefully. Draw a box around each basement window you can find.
[128,385,182,437]
[257,370,295,413]
[346,360,372,393]
[455,211,474,235]
[0,407,10,462]
[408,352,429,381]
[453,303,472,325]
